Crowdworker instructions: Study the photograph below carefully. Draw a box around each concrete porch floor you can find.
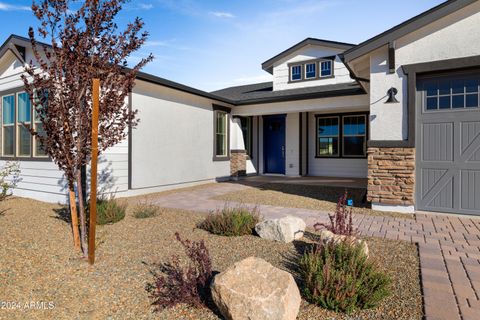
[235,175,368,189]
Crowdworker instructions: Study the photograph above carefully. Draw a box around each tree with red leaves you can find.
[21,0,152,257]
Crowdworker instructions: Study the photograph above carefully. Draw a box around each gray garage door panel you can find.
[460,170,480,210]
[417,72,480,215]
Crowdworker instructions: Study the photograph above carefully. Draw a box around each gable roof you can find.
[0,34,33,64]
[261,38,356,74]
[343,0,477,62]
[211,81,365,106]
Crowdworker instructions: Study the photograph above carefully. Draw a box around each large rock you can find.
[255,216,306,243]
[318,230,369,257]
[211,257,301,320]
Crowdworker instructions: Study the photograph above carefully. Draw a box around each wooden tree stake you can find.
[69,189,81,250]
[88,79,100,265]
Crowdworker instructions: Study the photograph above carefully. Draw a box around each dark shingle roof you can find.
[212,81,365,105]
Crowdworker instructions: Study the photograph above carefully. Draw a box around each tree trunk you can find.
[69,188,81,250]
[76,171,88,257]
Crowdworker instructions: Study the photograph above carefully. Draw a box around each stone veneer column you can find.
[367,148,415,208]
[230,150,247,178]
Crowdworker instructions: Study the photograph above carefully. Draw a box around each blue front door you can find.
[263,115,286,174]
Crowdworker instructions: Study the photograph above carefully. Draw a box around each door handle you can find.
[282,146,285,158]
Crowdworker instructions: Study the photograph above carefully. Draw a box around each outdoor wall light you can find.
[385,87,399,103]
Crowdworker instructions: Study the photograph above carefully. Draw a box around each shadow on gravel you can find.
[280,231,321,287]
[52,205,72,224]
[234,182,369,208]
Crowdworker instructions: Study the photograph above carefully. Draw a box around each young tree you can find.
[22,0,152,257]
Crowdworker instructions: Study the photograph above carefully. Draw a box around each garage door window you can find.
[423,77,479,111]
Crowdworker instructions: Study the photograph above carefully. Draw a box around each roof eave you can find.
[233,87,366,106]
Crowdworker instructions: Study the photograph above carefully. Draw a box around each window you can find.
[342,115,366,157]
[305,63,316,79]
[0,90,48,159]
[317,117,339,157]
[289,58,334,82]
[17,92,31,156]
[2,95,15,156]
[291,65,301,81]
[316,113,368,158]
[214,109,229,160]
[424,76,480,111]
[320,60,332,77]
[240,117,252,158]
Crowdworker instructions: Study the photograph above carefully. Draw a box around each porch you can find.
[230,109,369,179]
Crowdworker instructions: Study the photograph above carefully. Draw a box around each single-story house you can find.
[0,0,479,215]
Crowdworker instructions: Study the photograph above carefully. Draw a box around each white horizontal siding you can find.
[0,159,68,203]
[308,158,368,178]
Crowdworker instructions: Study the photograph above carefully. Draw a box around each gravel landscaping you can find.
[214,183,414,219]
[0,197,422,319]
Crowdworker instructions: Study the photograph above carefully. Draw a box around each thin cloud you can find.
[0,2,30,11]
[138,3,154,10]
[210,11,235,18]
[144,40,170,47]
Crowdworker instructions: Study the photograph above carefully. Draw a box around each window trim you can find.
[2,94,15,157]
[0,87,50,161]
[290,64,302,82]
[288,57,335,84]
[316,116,340,158]
[320,60,333,78]
[212,104,231,161]
[315,112,369,159]
[16,92,32,158]
[305,62,316,79]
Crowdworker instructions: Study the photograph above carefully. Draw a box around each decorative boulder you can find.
[211,257,301,320]
[255,216,306,243]
[318,230,369,257]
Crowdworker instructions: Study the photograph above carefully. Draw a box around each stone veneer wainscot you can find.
[367,148,415,206]
[230,150,247,178]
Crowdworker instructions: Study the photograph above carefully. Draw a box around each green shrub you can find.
[133,202,160,219]
[198,206,261,236]
[96,196,126,225]
[299,241,390,314]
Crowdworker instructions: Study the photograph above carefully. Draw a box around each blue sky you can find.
[0,0,444,92]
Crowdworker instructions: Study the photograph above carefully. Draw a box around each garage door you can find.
[417,71,480,215]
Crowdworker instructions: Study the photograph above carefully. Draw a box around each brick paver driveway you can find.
[148,182,480,320]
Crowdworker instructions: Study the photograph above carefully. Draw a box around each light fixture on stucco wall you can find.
[385,87,399,103]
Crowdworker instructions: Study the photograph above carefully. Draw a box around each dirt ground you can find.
[0,196,422,320]
[214,183,414,219]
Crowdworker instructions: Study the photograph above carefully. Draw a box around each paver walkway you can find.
[149,182,480,320]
